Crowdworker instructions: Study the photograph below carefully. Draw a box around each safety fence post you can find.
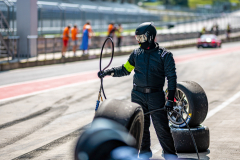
[26,36,29,62]
[44,35,55,60]
[17,37,20,62]
[26,35,38,63]
[53,37,55,59]
[36,36,38,62]
[44,37,47,61]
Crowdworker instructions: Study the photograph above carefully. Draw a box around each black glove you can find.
[165,100,174,112]
[97,68,114,78]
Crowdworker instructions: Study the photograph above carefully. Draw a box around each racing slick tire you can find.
[166,81,208,128]
[170,125,210,153]
[94,99,144,150]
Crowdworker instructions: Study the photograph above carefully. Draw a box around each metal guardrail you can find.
[1,30,240,72]
[1,28,240,65]
[30,28,240,55]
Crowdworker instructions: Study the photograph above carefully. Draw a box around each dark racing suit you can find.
[112,43,177,157]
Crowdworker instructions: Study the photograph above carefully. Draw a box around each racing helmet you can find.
[135,22,156,45]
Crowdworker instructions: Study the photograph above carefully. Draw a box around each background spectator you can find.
[107,22,116,49]
[199,26,206,37]
[227,24,231,39]
[80,25,90,55]
[215,24,219,36]
[210,24,219,36]
[107,22,116,38]
[61,25,71,58]
[116,24,123,52]
[83,21,93,47]
[71,25,78,56]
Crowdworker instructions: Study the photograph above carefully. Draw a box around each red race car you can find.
[197,34,222,48]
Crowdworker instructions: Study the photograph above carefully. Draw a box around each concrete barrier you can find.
[1,35,240,71]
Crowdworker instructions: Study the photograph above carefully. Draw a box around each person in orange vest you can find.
[107,22,116,38]
[61,25,71,58]
[71,25,79,56]
[107,22,116,48]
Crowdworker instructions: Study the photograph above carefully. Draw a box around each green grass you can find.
[189,0,240,9]
[188,0,213,9]
[143,1,163,6]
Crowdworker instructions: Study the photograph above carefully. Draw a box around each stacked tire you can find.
[166,81,210,153]
[94,81,210,153]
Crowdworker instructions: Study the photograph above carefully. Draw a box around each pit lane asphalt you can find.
[0,41,239,86]
[0,41,240,159]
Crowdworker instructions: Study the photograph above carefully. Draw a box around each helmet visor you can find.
[135,34,147,43]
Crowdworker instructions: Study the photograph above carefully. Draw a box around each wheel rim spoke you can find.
[179,90,183,101]
[175,114,179,122]
[180,95,185,102]
[177,90,181,100]
[169,89,190,125]
[176,114,179,122]
[184,104,189,113]
[182,109,188,119]
[169,111,173,117]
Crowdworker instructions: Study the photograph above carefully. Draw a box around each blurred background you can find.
[0,0,239,35]
[1,1,240,160]
[0,0,240,67]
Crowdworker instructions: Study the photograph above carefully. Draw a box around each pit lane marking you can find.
[1,45,240,102]
[206,90,240,120]
[0,70,98,89]
[0,78,100,103]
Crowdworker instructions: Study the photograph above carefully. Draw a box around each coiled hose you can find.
[95,37,114,111]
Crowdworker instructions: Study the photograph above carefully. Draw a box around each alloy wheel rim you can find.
[167,89,190,125]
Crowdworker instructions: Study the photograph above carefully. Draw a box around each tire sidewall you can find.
[94,99,144,150]
[170,125,210,153]
[128,108,144,150]
[169,81,208,127]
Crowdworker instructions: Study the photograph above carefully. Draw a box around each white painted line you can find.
[151,90,240,155]
[206,90,240,120]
